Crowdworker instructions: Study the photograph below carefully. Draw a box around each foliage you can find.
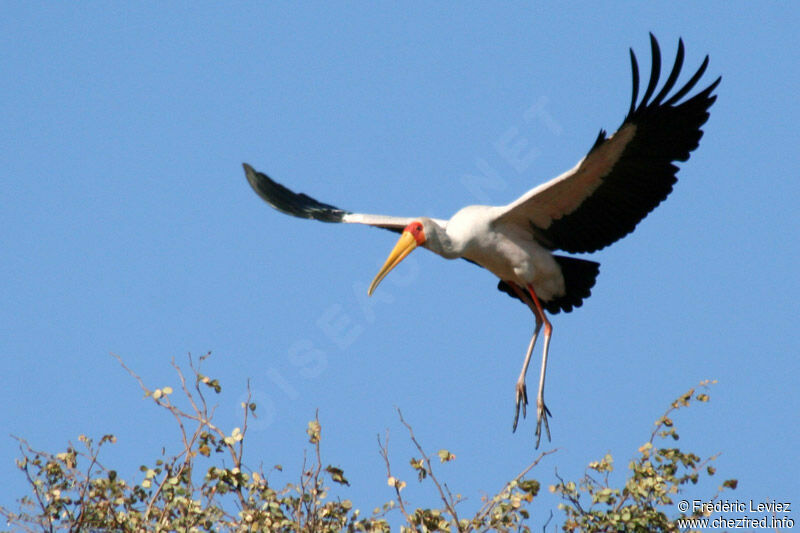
[550,380,738,532]
[1,355,735,532]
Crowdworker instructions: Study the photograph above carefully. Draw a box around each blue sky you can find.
[2,2,798,527]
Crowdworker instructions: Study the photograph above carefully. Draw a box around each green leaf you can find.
[437,449,455,463]
[306,420,321,444]
[723,479,738,489]
[325,465,350,486]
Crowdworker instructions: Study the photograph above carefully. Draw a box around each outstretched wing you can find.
[243,164,443,233]
[495,34,721,254]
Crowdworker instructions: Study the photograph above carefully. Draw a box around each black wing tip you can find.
[534,36,719,256]
[627,48,641,117]
[707,74,723,94]
[588,129,608,154]
[242,162,265,196]
[242,163,348,223]
[243,162,280,207]
[243,162,266,197]
[640,33,662,106]
[628,35,720,119]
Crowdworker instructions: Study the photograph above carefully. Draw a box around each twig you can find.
[297,450,310,530]
[553,468,585,514]
[474,448,558,523]
[377,429,412,523]
[14,439,54,533]
[542,509,554,533]
[71,436,111,530]
[112,351,251,515]
[396,408,462,529]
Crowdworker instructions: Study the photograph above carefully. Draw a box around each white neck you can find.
[421,219,461,259]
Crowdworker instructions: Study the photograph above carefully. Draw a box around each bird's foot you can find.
[534,397,552,449]
[512,381,528,432]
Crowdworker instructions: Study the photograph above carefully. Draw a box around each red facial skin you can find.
[404,221,426,245]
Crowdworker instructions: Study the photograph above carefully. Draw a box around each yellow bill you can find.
[368,231,418,296]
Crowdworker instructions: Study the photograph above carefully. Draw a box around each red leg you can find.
[508,283,542,433]
[526,284,553,448]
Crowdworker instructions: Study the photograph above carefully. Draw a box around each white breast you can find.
[445,206,566,300]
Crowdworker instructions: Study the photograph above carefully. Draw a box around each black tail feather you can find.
[497,256,600,314]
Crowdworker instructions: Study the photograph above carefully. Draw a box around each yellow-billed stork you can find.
[243,34,720,447]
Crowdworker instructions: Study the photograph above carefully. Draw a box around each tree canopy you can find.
[1,354,735,532]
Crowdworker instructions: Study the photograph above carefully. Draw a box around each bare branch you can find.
[377,429,412,523]
[396,408,462,529]
[474,447,558,523]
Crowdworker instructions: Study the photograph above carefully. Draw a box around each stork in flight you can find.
[243,34,720,447]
